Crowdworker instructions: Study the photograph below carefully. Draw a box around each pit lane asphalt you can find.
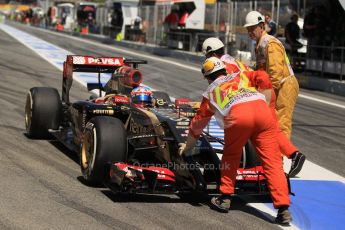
[0,23,344,229]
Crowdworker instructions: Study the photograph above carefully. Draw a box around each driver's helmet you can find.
[131,86,153,106]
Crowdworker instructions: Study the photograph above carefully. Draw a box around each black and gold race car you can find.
[24,55,269,195]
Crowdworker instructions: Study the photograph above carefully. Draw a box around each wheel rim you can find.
[25,93,32,132]
[81,129,96,175]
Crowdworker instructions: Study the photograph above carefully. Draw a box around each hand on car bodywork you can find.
[178,135,197,156]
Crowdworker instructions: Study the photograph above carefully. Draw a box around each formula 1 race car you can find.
[24,55,269,196]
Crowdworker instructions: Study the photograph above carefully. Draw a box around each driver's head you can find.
[131,86,153,106]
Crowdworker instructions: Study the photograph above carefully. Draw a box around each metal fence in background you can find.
[140,5,170,45]
[96,6,109,35]
[304,45,345,81]
[137,1,298,55]
[8,0,345,81]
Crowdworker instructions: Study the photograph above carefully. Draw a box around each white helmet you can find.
[243,11,265,27]
[202,37,224,55]
[202,57,225,77]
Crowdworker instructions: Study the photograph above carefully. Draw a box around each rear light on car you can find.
[149,137,155,145]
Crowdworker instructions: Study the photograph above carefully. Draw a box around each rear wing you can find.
[63,55,124,75]
[62,55,147,104]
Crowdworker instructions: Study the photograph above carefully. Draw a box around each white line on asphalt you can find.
[20,25,202,71]
[298,94,345,109]
[245,202,299,230]
[283,157,345,183]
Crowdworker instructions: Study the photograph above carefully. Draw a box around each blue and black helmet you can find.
[131,86,153,104]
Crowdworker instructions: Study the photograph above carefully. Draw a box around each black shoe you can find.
[275,206,292,226]
[210,194,231,213]
[289,152,306,177]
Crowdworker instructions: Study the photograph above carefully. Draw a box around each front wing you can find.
[104,162,269,195]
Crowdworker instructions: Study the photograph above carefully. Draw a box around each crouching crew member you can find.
[179,57,292,225]
[201,37,305,177]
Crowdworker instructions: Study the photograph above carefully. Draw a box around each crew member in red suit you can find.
[178,57,292,226]
[200,37,305,177]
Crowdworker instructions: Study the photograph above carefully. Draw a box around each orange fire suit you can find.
[188,72,290,208]
[220,55,298,158]
[256,31,299,138]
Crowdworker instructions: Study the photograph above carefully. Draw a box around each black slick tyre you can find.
[25,87,62,139]
[242,141,261,168]
[80,116,127,184]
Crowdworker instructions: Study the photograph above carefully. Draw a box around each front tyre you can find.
[81,116,127,184]
[242,141,261,168]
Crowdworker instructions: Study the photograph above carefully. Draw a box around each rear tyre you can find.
[81,116,127,184]
[25,87,62,139]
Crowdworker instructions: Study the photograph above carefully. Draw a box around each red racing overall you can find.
[189,72,290,208]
